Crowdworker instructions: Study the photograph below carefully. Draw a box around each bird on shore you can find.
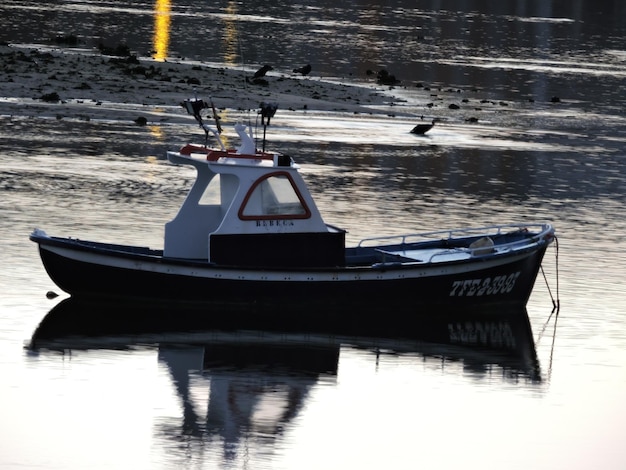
[246,64,273,85]
[376,68,400,86]
[293,64,312,76]
[252,64,273,79]
[410,118,436,135]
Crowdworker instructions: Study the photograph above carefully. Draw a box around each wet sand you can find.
[0,43,398,125]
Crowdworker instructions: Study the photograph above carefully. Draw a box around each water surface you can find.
[1,1,626,469]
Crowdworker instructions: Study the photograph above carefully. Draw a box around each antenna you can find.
[181,97,226,151]
[259,102,278,152]
[209,97,223,134]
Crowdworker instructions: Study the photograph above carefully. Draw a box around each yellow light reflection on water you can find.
[223,2,239,65]
[153,0,171,61]
[148,124,165,141]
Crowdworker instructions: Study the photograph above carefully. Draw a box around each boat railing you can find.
[357,223,553,259]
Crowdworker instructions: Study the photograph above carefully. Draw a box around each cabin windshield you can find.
[239,173,310,219]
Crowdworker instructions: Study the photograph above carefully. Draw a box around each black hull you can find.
[34,236,549,316]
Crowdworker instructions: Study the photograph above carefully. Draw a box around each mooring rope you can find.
[535,235,560,349]
[540,235,560,313]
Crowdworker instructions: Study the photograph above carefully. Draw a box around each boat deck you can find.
[345,225,549,267]
[374,247,475,264]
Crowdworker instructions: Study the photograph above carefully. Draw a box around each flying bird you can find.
[293,64,312,76]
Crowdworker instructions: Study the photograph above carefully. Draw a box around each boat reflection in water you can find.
[29,298,543,460]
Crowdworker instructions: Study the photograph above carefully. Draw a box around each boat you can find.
[30,98,556,316]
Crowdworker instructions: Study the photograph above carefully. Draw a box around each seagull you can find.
[252,64,273,79]
[410,119,436,135]
[293,64,312,76]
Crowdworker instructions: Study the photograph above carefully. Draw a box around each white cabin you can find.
[164,125,345,267]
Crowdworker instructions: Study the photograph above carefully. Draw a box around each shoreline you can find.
[0,43,402,125]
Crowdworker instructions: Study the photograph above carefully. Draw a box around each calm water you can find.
[1,1,626,469]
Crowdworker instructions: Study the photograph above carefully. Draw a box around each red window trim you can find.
[238,171,312,220]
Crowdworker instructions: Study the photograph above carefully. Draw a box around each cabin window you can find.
[239,172,311,219]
